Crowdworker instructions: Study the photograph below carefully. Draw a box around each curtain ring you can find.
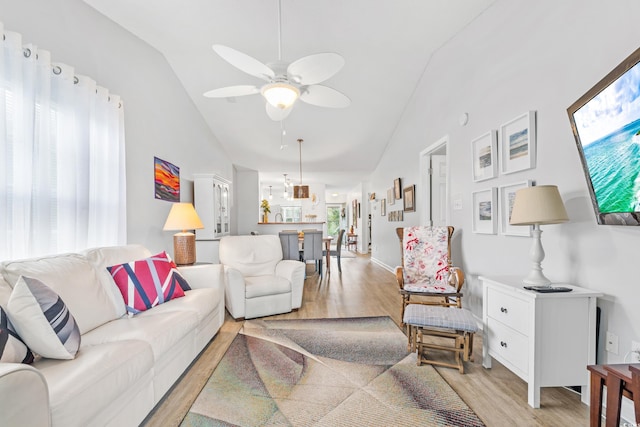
[23,48,31,58]
[52,65,62,75]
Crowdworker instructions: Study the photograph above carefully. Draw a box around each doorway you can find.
[419,136,449,226]
[326,204,342,238]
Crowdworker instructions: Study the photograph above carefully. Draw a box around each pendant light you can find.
[294,138,309,199]
[283,173,289,198]
[268,185,273,200]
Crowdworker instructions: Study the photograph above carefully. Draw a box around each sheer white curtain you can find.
[0,23,127,260]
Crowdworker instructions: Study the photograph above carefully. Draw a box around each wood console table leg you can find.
[605,375,624,427]
[588,368,605,427]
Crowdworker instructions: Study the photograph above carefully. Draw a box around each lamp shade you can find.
[163,203,204,231]
[510,185,569,226]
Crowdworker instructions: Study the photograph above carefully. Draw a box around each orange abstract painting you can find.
[154,157,180,202]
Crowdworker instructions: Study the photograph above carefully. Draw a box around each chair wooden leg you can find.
[337,255,341,272]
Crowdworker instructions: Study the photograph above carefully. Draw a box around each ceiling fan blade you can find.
[265,102,293,121]
[212,44,275,81]
[300,84,351,108]
[203,85,260,98]
[287,53,345,85]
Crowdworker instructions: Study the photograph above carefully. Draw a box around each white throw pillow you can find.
[7,276,81,359]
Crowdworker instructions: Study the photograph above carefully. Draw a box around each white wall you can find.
[234,168,259,236]
[369,0,640,365]
[0,0,233,254]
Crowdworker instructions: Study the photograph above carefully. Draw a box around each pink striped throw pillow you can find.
[108,252,185,314]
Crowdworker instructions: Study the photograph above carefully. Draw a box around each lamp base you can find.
[173,232,196,265]
[522,271,552,287]
[522,226,551,286]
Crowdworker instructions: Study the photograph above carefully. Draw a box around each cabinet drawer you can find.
[487,287,530,336]
[487,318,529,377]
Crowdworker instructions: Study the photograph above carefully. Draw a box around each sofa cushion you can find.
[142,288,221,324]
[0,306,34,364]
[219,235,283,277]
[1,253,119,334]
[83,244,153,318]
[81,309,198,360]
[107,252,186,314]
[35,339,154,427]
[7,276,81,360]
[245,275,291,299]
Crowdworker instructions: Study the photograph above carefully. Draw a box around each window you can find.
[326,205,342,237]
[1,29,126,260]
[281,206,302,222]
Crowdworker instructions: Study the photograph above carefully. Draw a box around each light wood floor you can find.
[143,253,590,427]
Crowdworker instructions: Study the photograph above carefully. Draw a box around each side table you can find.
[481,276,602,408]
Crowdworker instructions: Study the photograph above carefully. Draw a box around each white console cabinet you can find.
[480,276,602,408]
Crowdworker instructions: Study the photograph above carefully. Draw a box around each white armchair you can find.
[219,235,305,319]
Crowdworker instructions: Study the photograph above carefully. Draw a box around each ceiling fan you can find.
[203,0,350,121]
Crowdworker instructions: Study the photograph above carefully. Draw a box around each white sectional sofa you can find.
[0,244,225,427]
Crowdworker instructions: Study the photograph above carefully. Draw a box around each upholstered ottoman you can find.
[403,304,478,373]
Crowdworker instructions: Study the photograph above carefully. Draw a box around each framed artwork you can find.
[403,185,415,212]
[387,188,395,205]
[472,130,498,182]
[394,178,402,199]
[154,157,180,202]
[358,202,361,218]
[380,199,386,216]
[352,199,358,228]
[499,181,532,236]
[500,111,536,174]
[472,188,497,234]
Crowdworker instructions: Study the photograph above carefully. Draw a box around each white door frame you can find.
[419,135,450,226]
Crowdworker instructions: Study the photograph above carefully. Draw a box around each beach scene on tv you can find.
[573,62,640,214]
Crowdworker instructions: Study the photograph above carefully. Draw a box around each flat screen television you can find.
[568,46,640,225]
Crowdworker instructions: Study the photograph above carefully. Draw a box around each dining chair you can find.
[278,231,300,261]
[302,230,323,277]
[324,229,345,273]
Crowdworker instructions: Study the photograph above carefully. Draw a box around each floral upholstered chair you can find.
[395,226,465,322]
[395,226,476,373]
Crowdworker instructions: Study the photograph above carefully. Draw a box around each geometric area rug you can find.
[181,316,485,426]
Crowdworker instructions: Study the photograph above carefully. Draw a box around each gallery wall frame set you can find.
[472,181,533,236]
[471,111,536,180]
[403,185,415,212]
[499,180,532,236]
[471,188,497,234]
[500,111,536,175]
[471,131,498,182]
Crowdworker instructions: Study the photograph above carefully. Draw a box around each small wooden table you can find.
[587,363,640,427]
[345,233,357,251]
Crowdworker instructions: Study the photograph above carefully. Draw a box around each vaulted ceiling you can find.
[83,0,495,193]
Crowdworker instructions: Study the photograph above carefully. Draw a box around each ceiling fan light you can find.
[262,83,300,109]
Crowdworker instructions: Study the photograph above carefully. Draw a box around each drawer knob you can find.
[500,341,508,348]
[500,307,508,313]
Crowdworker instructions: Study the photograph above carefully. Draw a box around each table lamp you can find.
[163,202,204,265]
[509,185,568,286]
